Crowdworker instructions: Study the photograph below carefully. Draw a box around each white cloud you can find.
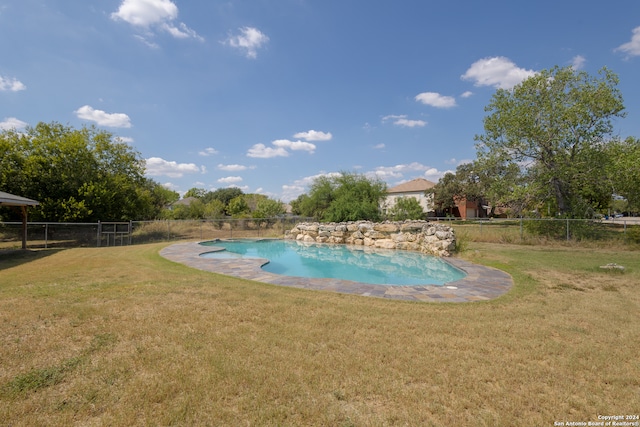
[373,143,386,150]
[161,182,180,191]
[371,162,437,180]
[217,176,243,184]
[224,27,269,59]
[293,130,332,141]
[111,0,203,42]
[615,26,640,57]
[382,115,426,128]
[415,92,457,108]
[461,56,536,90]
[0,117,28,130]
[422,168,447,182]
[75,105,132,128]
[571,55,586,70]
[218,163,251,171]
[460,91,474,98]
[273,139,316,153]
[247,143,289,158]
[115,136,135,143]
[280,184,305,202]
[198,147,218,156]
[145,157,202,178]
[247,138,316,158]
[0,75,26,92]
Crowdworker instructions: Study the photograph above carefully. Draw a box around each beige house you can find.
[382,178,436,216]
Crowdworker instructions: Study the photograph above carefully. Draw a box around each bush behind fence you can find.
[0,217,639,250]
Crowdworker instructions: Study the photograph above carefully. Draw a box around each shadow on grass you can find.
[0,248,64,270]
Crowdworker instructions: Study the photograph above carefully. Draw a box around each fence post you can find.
[520,217,523,241]
[97,221,101,247]
[566,218,570,241]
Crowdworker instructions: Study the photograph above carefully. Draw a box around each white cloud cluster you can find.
[111,0,203,45]
[247,129,330,158]
[293,130,332,141]
[217,176,243,184]
[198,147,218,156]
[382,115,426,128]
[370,162,447,182]
[247,143,289,158]
[145,157,203,178]
[224,27,269,59]
[0,75,26,92]
[461,56,536,90]
[218,164,252,172]
[571,55,586,70]
[75,105,132,128]
[414,92,457,108]
[0,117,28,130]
[273,139,316,153]
[615,26,640,57]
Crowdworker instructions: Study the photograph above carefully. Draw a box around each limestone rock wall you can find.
[285,220,456,257]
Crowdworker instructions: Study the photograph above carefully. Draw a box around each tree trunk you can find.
[551,177,569,215]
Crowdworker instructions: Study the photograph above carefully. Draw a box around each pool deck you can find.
[159,241,513,303]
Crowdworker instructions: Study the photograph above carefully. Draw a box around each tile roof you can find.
[387,178,436,194]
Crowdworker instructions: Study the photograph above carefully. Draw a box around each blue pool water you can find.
[199,239,466,286]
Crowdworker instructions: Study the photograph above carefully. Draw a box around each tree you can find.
[428,172,460,214]
[0,122,172,221]
[295,175,335,220]
[387,197,424,220]
[253,197,285,218]
[475,66,626,217]
[202,187,244,215]
[203,199,226,219]
[296,172,387,222]
[184,188,207,199]
[227,195,250,218]
[608,137,640,212]
[428,163,488,215]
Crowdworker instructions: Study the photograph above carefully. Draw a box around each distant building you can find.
[168,196,198,210]
[453,196,482,219]
[382,178,436,216]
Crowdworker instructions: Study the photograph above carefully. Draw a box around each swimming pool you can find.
[199,239,466,286]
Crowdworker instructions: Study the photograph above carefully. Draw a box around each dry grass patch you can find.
[0,242,638,426]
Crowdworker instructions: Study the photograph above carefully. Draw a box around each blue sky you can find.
[1,0,639,202]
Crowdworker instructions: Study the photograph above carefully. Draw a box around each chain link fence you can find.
[1,217,639,250]
[0,217,312,250]
[449,217,640,246]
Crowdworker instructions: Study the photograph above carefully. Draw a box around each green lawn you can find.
[1,242,638,426]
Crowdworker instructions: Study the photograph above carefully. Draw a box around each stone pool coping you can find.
[159,241,513,302]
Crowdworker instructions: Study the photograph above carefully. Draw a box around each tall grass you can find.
[0,242,638,425]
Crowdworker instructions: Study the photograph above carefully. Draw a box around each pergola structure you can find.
[0,191,40,250]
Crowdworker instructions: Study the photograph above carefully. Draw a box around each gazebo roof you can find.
[0,191,40,207]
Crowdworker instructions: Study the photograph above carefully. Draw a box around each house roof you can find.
[0,191,40,207]
[171,196,198,207]
[387,178,436,194]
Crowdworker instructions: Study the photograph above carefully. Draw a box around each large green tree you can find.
[608,136,640,212]
[475,66,626,217]
[293,172,387,222]
[0,122,175,221]
[428,163,487,214]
